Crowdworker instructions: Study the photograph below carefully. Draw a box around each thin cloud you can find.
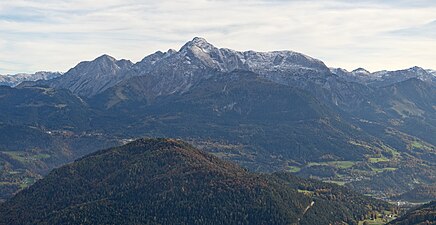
[1,0,436,74]
[391,20,436,39]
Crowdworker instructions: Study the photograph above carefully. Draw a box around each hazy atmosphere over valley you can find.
[0,1,435,225]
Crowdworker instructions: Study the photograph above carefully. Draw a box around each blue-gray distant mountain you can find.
[0,71,61,87]
[21,55,133,97]
[331,66,436,87]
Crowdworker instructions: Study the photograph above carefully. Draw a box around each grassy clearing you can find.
[34,154,51,159]
[371,167,398,173]
[330,161,356,169]
[307,162,325,167]
[368,157,390,163]
[297,189,314,195]
[287,166,301,173]
[411,141,425,149]
[380,144,400,157]
[391,100,424,118]
[325,180,346,186]
[2,151,51,163]
[307,161,356,169]
[408,140,435,151]
[19,177,35,189]
[7,171,21,175]
[358,219,387,225]
[358,209,399,225]
[211,152,240,158]
[349,140,372,149]
[3,151,26,163]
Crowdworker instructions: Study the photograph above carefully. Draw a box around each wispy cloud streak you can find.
[1,0,436,74]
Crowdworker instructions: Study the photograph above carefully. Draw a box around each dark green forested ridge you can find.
[0,138,390,225]
[393,185,436,203]
[388,201,436,225]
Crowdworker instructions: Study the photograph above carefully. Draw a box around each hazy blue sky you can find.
[1,0,436,74]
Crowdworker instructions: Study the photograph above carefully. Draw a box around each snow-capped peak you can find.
[180,37,216,54]
[426,69,436,76]
[352,68,371,75]
[406,66,427,74]
[94,54,117,63]
[0,71,62,87]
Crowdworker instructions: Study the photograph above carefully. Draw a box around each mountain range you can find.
[0,71,61,87]
[0,37,435,214]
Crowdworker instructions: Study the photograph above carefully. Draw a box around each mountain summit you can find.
[180,37,216,53]
[352,68,371,75]
[21,54,133,97]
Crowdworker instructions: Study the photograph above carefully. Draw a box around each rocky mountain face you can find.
[106,37,333,102]
[331,66,436,87]
[0,72,61,87]
[21,38,435,114]
[18,38,435,103]
[23,55,134,97]
[0,138,390,225]
[23,37,332,99]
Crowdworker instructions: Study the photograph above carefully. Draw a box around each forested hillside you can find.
[0,139,392,225]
